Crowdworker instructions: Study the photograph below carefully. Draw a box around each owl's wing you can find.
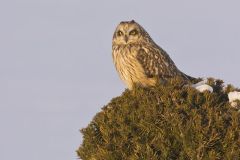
[136,47,178,79]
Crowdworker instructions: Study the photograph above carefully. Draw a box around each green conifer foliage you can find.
[77,77,240,160]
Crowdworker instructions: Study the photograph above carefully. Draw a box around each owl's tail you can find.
[181,72,196,82]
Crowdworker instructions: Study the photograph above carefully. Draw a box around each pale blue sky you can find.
[0,0,240,160]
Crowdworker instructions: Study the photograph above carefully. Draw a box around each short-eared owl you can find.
[112,20,193,90]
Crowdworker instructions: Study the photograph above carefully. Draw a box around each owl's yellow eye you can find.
[117,31,123,36]
[129,29,138,36]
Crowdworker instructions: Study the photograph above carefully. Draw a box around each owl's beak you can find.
[124,36,128,43]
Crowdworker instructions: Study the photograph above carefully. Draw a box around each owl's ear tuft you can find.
[130,20,136,23]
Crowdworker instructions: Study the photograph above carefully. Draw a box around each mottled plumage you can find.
[112,20,193,89]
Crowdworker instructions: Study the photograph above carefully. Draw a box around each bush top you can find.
[77,77,240,160]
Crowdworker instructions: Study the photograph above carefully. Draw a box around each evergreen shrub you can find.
[77,77,240,160]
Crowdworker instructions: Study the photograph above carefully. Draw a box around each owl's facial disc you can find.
[114,23,142,45]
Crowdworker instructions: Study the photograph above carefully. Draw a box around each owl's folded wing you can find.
[136,48,175,79]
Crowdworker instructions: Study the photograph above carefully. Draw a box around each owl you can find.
[112,20,194,90]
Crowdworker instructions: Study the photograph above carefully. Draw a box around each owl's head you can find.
[113,20,151,45]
